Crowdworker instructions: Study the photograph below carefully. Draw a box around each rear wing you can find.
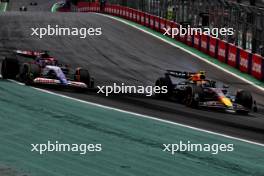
[15,50,50,58]
[165,70,206,80]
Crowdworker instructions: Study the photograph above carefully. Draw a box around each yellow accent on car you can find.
[221,97,233,107]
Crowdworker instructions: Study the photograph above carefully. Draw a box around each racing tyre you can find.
[75,68,91,88]
[155,77,173,99]
[235,90,253,110]
[1,57,19,79]
[21,63,40,85]
[184,86,201,108]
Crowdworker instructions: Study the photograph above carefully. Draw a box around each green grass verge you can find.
[0,79,263,176]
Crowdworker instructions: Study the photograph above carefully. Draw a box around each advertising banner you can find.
[217,40,227,63]
[251,54,264,80]
[209,37,218,58]
[186,34,193,46]
[193,33,200,50]
[145,13,150,27]
[227,44,238,68]
[136,10,141,23]
[200,34,209,54]
[179,33,186,43]
[154,16,160,31]
[149,15,155,29]
[140,12,145,25]
[239,49,251,73]
[160,18,166,33]
[128,8,133,20]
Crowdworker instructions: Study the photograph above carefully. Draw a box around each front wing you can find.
[198,101,249,113]
[33,77,88,89]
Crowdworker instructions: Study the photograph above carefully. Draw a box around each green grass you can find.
[0,80,263,176]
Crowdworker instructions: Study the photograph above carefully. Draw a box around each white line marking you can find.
[4,77,264,147]
[98,13,264,92]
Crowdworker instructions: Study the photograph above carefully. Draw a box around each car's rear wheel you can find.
[184,86,201,107]
[1,57,19,79]
[235,90,253,110]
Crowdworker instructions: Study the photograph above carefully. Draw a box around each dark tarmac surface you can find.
[0,1,263,143]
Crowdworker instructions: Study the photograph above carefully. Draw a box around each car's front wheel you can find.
[21,63,40,85]
[75,68,93,88]
[235,90,253,110]
[1,57,19,79]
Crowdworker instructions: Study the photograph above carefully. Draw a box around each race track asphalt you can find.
[0,1,263,143]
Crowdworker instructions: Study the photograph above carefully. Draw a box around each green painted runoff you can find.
[0,80,263,176]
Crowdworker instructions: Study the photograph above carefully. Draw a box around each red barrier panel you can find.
[164,20,173,38]
[140,12,145,25]
[127,8,132,20]
[227,44,238,68]
[145,13,149,27]
[117,6,123,17]
[112,5,117,15]
[111,5,115,14]
[154,16,160,31]
[115,5,119,16]
[186,34,193,46]
[239,49,251,73]
[133,10,138,22]
[108,4,113,14]
[91,3,95,12]
[209,37,218,58]
[200,34,208,53]
[251,54,264,80]
[193,33,200,49]
[132,9,137,22]
[95,3,100,12]
[165,20,172,29]
[179,32,186,43]
[108,5,112,14]
[160,18,166,33]
[173,23,179,39]
[77,2,90,8]
[136,11,141,24]
[217,40,227,63]
[121,6,126,17]
[109,5,113,14]
[104,5,109,13]
[124,7,129,19]
[149,15,155,29]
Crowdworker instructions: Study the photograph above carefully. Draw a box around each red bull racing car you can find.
[1,50,94,90]
[155,70,257,114]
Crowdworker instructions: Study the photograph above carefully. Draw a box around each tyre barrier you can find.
[76,2,264,81]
